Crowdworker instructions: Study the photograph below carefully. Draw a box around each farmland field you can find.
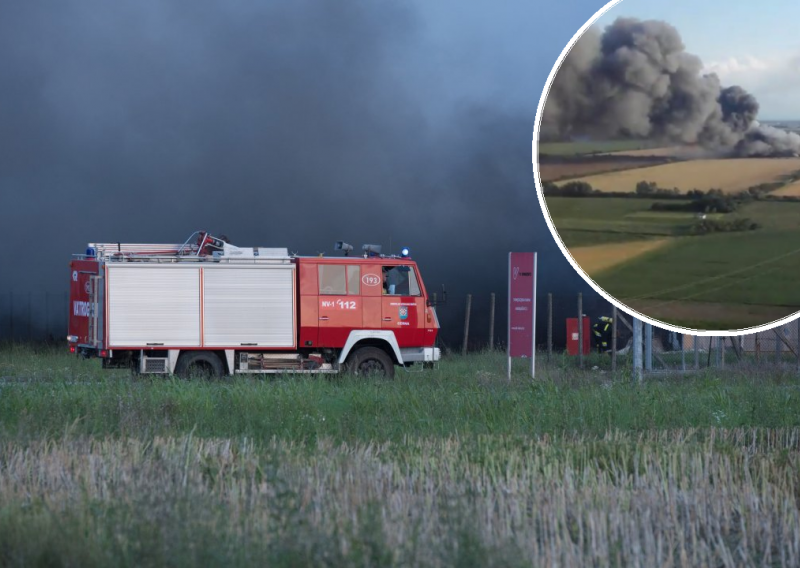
[556,158,800,193]
[544,196,800,330]
[538,139,662,155]
[538,157,669,182]
[569,238,673,275]
[773,179,800,196]
[544,196,702,245]
[4,345,800,566]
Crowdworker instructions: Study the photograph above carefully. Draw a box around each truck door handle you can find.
[383,317,392,321]
[319,316,329,321]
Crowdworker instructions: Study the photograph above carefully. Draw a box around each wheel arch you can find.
[338,331,403,366]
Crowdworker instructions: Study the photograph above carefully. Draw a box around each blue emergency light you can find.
[400,247,410,258]
[86,247,97,258]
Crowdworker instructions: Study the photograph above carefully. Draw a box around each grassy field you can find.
[544,196,800,329]
[4,345,800,565]
[556,158,800,193]
[544,196,704,245]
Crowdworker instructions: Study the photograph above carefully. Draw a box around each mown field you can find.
[4,345,800,566]
[544,195,800,329]
[555,158,800,194]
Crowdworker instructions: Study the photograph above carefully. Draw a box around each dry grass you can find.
[3,430,800,567]
[773,180,800,197]
[538,158,667,182]
[568,238,673,276]
[558,158,800,193]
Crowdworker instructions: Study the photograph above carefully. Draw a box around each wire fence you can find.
[3,289,798,378]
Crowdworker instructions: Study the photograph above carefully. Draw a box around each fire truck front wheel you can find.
[345,347,395,379]
[175,351,225,380]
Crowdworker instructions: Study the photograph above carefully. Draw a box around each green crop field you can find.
[544,196,699,244]
[545,196,800,328]
[3,344,800,566]
[594,229,800,305]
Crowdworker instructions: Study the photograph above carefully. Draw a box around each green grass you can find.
[538,139,661,156]
[2,346,800,442]
[546,197,800,321]
[544,196,698,246]
[594,228,800,307]
[4,345,800,566]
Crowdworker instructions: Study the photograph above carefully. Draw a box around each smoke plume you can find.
[0,0,601,348]
[541,17,800,157]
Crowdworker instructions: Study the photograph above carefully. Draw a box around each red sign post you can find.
[508,252,537,379]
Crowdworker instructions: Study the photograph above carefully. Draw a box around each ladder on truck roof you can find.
[79,231,290,263]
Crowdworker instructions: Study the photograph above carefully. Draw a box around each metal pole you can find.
[644,323,653,372]
[488,293,495,351]
[462,294,472,357]
[45,292,50,343]
[547,293,552,362]
[796,319,800,373]
[577,293,584,369]
[681,334,686,371]
[611,304,617,375]
[531,254,537,379]
[64,291,68,342]
[507,255,511,381]
[633,317,643,383]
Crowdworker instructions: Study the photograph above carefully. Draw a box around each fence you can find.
[4,288,798,379]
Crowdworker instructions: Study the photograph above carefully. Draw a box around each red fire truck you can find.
[67,231,440,378]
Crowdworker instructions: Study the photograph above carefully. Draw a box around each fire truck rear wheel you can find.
[346,347,395,379]
[175,351,225,380]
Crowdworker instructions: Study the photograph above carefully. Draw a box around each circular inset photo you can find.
[534,0,800,334]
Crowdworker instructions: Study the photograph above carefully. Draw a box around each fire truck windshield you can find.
[382,266,420,296]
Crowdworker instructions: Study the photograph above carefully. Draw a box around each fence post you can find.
[633,317,643,382]
[45,292,50,343]
[644,323,652,372]
[611,304,617,375]
[681,334,686,371]
[577,293,583,369]
[64,291,68,342]
[488,293,495,351]
[547,293,552,362]
[796,320,800,373]
[462,294,471,357]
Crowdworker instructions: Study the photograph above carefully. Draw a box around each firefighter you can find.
[592,315,614,353]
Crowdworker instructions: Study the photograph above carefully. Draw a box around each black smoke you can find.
[0,0,601,349]
[541,17,800,157]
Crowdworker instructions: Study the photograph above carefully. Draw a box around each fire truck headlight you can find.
[67,335,78,343]
[401,247,410,258]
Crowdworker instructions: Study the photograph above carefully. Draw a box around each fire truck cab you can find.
[67,232,441,378]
